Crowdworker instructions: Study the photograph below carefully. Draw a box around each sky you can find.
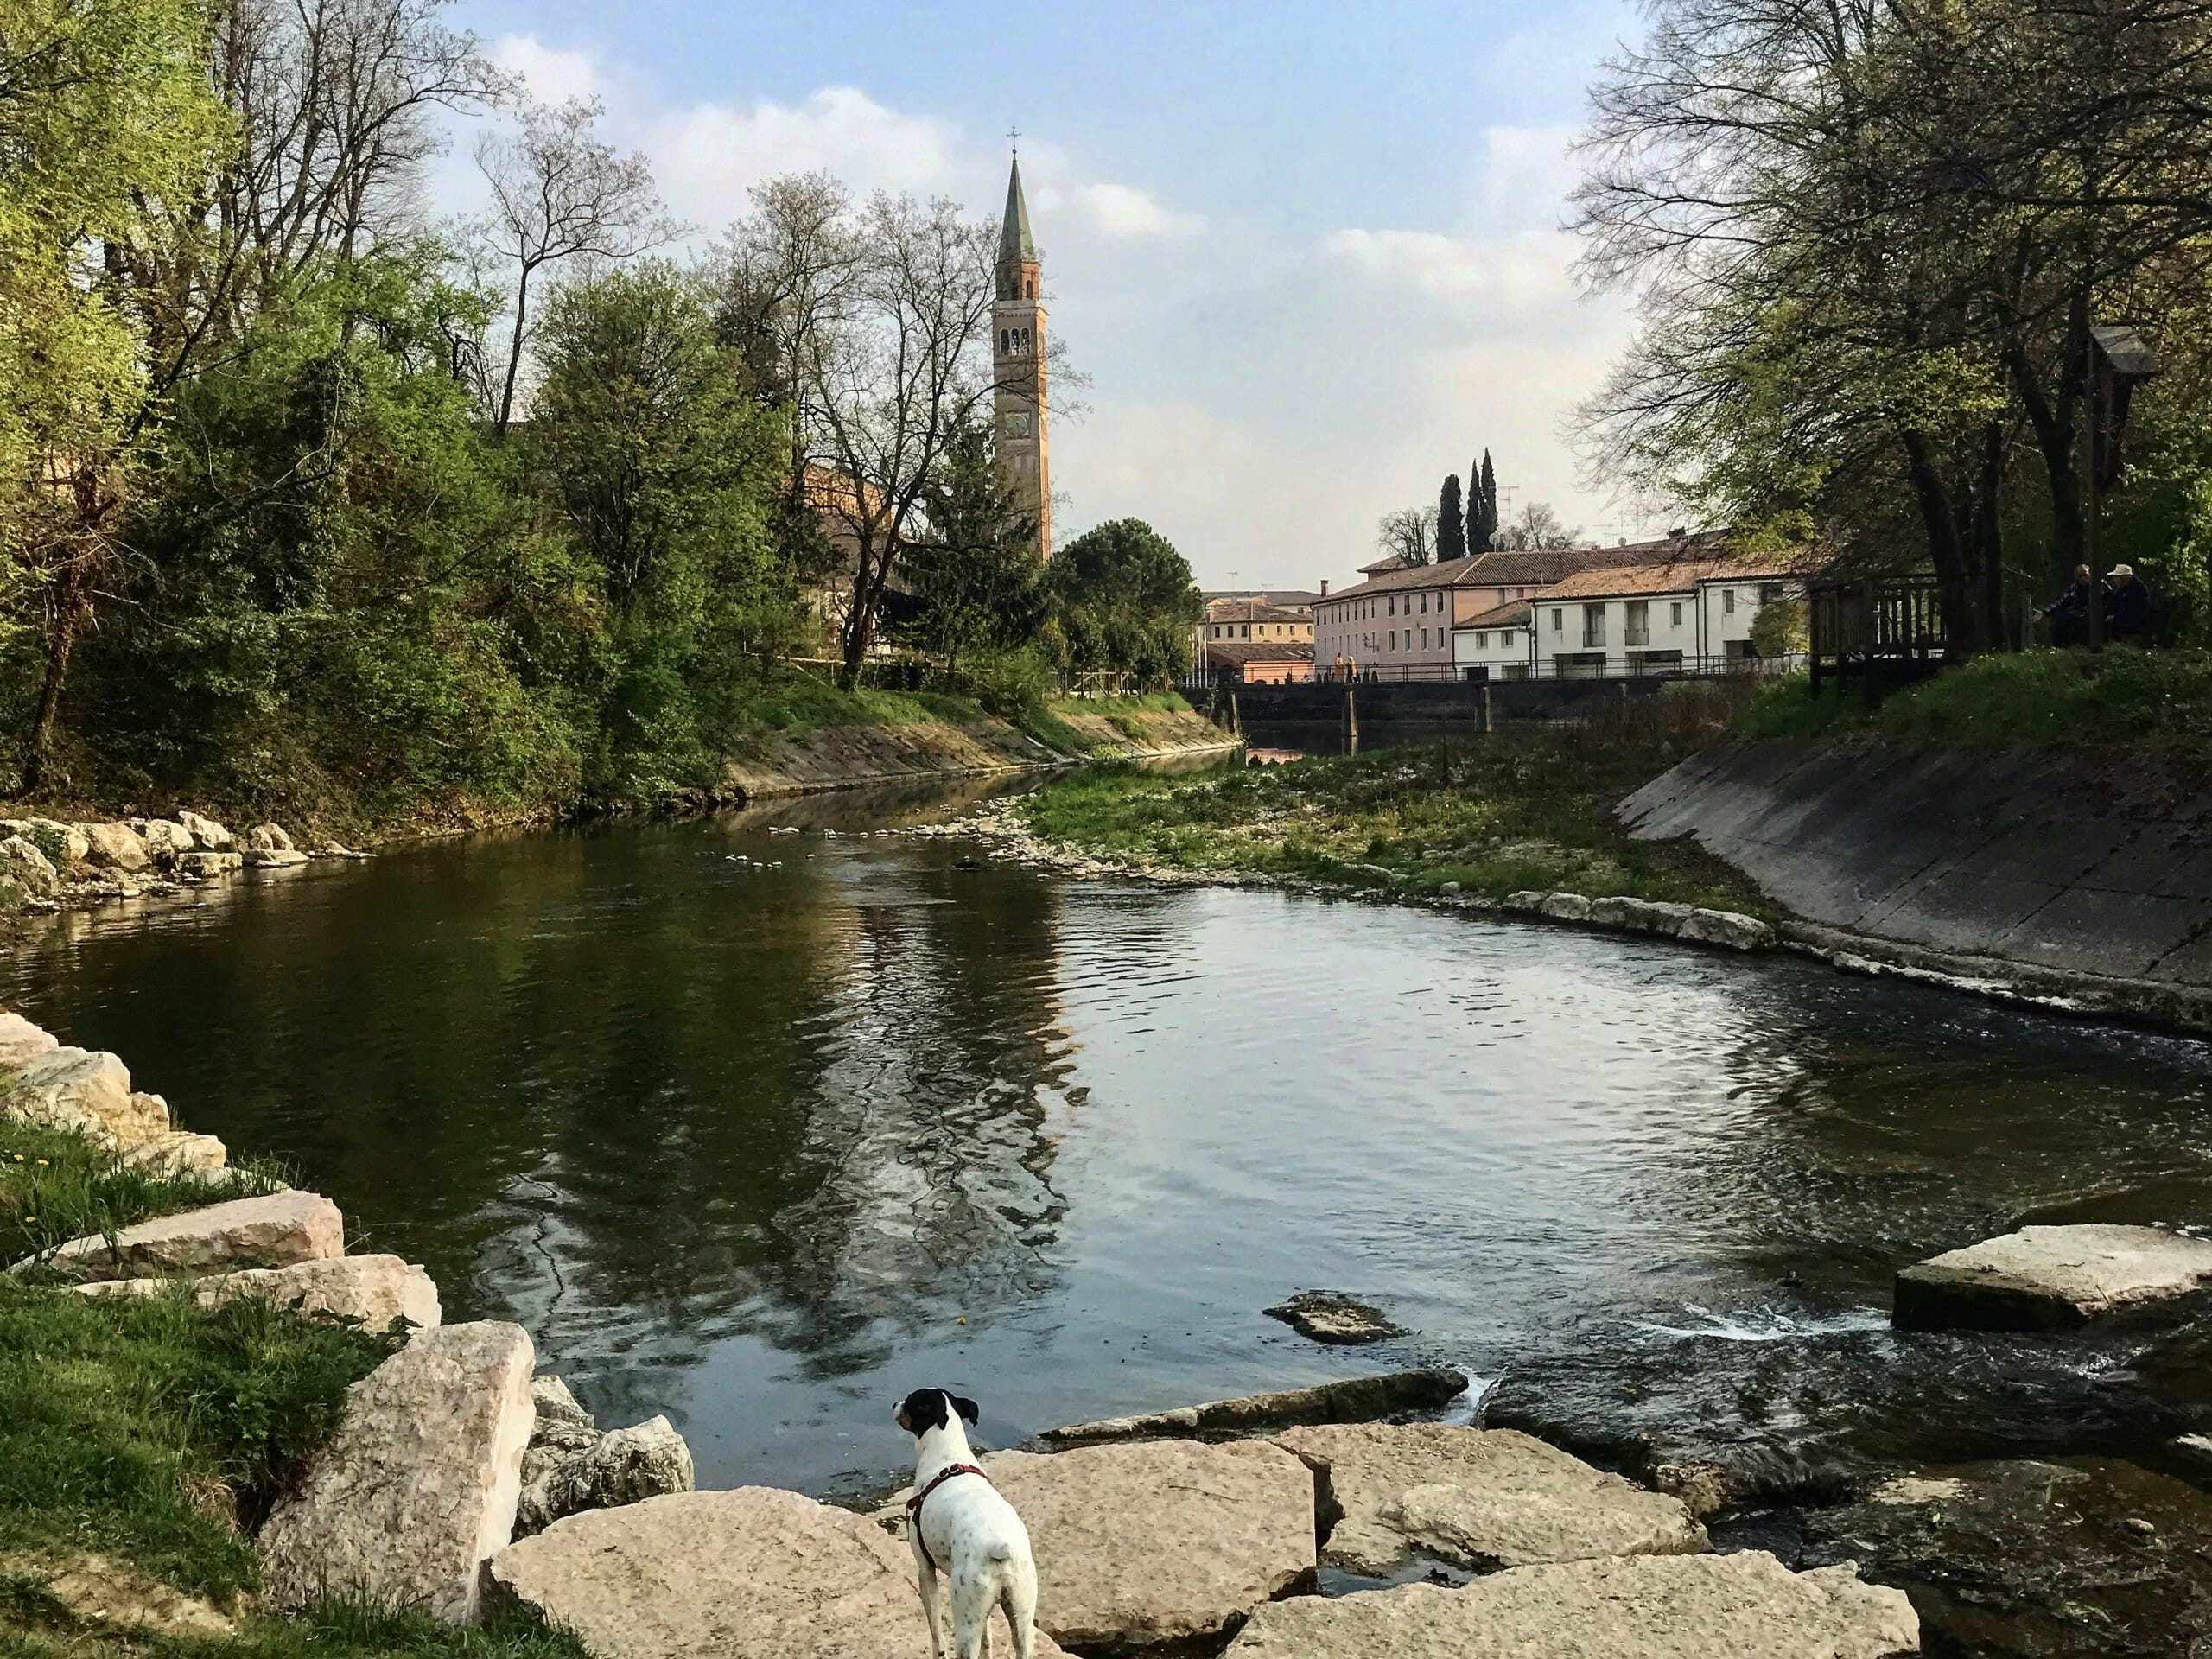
[431,0,1661,592]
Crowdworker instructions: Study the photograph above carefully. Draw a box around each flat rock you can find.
[120,1129,227,1173]
[1224,1552,1917,1657]
[199,1254,439,1330]
[488,1487,1069,1659]
[1041,1367,1469,1447]
[241,848,309,868]
[1893,1224,2212,1329]
[4,1046,162,1147]
[883,1440,1314,1649]
[244,822,296,854]
[179,851,243,877]
[1677,908,1775,950]
[1264,1290,1404,1344]
[260,1320,535,1623]
[1274,1422,1706,1576]
[0,1011,58,1071]
[10,1552,233,1637]
[29,1189,342,1281]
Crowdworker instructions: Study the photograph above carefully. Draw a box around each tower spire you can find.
[1000,154,1037,274]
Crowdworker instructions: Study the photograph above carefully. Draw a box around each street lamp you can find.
[2083,323,2161,650]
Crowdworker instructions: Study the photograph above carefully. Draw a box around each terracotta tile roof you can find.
[1205,600,1312,625]
[1324,535,1731,605]
[1535,556,1796,601]
[1457,599,1534,630]
[1202,640,1315,665]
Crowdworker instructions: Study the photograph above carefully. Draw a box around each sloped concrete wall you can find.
[1618,737,2212,988]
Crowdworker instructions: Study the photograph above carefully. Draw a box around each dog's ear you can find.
[950,1394,981,1426]
[897,1389,948,1434]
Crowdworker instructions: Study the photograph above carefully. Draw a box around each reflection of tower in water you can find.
[758,851,1074,1374]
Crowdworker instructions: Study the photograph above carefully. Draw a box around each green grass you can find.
[1,1594,590,1659]
[730,676,983,742]
[1020,726,1768,913]
[1737,645,2212,757]
[0,1280,402,1603]
[1,1123,285,1273]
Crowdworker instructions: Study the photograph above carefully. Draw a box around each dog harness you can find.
[905,1462,991,1573]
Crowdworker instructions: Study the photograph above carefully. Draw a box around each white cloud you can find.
[1075,182,1204,240]
[650,87,961,226]
[490,35,603,105]
[1320,226,1579,309]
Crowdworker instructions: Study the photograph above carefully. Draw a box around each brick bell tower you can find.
[993,149,1051,557]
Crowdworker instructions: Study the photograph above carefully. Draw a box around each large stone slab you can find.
[260,1320,534,1623]
[887,1440,1314,1649]
[1039,1367,1469,1447]
[79,823,150,872]
[199,1255,439,1329]
[1893,1224,2212,1330]
[119,1129,227,1173]
[1274,1422,1706,1576]
[29,1190,341,1281]
[4,1047,163,1147]
[1224,1552,1918,1657]
[514,1415,694,1538]
[0,1011,58,1071]
[488,1487,1070,1659]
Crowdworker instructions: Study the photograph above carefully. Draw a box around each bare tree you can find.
[1492,501,1582,550]
[1375,505,1437,566]
[802,194,1001,683]
[470,97,681,435]
[121,0,509,398]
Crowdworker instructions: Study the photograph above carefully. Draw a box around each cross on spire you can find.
[1007,126,1020,155]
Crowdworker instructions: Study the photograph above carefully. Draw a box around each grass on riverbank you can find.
[1,1122,284,1272]
[0,1123,584,1659]
[1020,718,1768,913]
[1737,645,2212,760]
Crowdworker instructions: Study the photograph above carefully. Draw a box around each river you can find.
[8,779,2212,1505]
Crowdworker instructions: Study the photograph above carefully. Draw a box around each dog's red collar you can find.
[906,1463,991,1574]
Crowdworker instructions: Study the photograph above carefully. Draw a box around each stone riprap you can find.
[261,1320,535,1623]
[489,1487,1071,1659]
[515,1414,695,1538]
[0,1011,58,1071]
[4,1046,163,1147]
[177,810,232,850]
[1263,1290,1403,1344]
[1274,1422,1707,1577]
[0,835,60,898]
[1039,1368,1470,1447]
[28,1189,341,1281]
[199,1255,438,1328]
[1223,1552,1917,1657]
[79,822,150,872]
[119,1129,228,1173]
[1893,1224,2212,1329]
[1504,890,1774,951]
[880,1440,1313,1650]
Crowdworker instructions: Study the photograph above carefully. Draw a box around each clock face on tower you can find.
[1003,412,1032,438]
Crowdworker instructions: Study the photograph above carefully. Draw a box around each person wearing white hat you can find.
[2105,563,2152,639]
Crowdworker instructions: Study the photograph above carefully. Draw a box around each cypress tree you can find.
[1438,474,1466,563]
[1474,450,1498,552]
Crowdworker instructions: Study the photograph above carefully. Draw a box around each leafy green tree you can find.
[1049,518,1203,689]
[1438,474,1467,563]
[531,261,798,795]
[0,0,232,786]
[900,419,1045,679]
[73,249,582,814]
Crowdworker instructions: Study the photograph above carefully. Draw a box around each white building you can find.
[1455,557,1806,679]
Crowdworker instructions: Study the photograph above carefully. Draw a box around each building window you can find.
[1476,632,1489,648]
[1723,588,1736,614]
[1388,596,1395,616]
[1624,600,1649,647]
[1503,630,1516,646]
[1552,607,1564,632]
[1389,630,1397,650]
[1241,624,1249,638]
[1760,583,1783,603]
[1583,603,1607,647]
[1670,601,1683,626]
[1421,629,1428,649]
[1420,593,1427,613]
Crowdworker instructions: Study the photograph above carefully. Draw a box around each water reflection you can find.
[5,794,2212,1497]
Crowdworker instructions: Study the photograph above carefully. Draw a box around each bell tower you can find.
[992,148,1051,557]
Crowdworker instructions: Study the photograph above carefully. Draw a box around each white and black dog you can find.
[893,1388,1038,1659]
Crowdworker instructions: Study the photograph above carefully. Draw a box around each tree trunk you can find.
[496,264,534,437]
[24,554,94,796]
[1899,430,1982,658]
[2003,312,2088,594]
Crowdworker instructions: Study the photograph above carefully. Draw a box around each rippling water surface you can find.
[8,782,2212,1496]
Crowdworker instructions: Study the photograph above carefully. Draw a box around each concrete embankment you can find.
[719,702,1240,798]
[1618,735,2212,1030]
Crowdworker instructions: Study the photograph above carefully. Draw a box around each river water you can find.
[8,780,2212,1503]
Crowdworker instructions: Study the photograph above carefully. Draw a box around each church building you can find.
[994,156,1052,557]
